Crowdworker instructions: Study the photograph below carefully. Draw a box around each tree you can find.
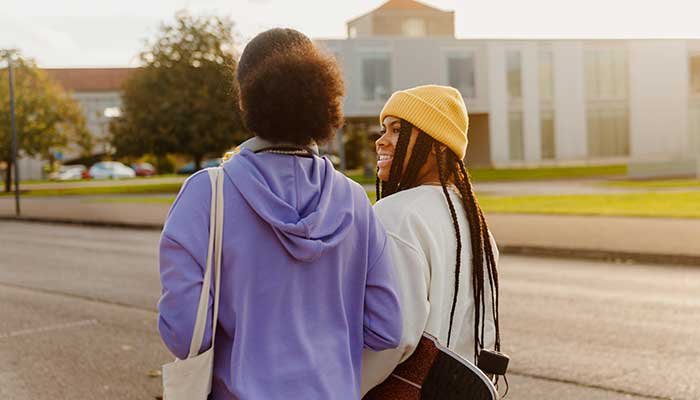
[111,12,247,169]
[0,55,91,192]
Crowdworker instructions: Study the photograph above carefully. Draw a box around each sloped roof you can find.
[375,0,443,12]
[44,68,135,92]
[348,0,447,24]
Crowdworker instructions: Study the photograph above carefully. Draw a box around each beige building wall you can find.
[347,14,373,38]
[347,1,454,39]
[370,11,454,37]
[72,91,123,157]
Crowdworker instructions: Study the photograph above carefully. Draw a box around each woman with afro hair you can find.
[157,28,402,399]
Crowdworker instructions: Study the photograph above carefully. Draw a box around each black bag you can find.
[364,333,504,400]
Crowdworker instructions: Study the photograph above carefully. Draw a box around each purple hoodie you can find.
[158,148,402,399]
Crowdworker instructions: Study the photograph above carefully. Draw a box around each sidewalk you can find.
[487,213,700,264]
[2,196,699,265]
[0,196,170,230]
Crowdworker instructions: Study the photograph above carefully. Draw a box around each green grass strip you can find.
[67,189,700,219]
[1,183,183,197]
[479,191,700,218]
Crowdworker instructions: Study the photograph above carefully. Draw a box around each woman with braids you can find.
[158,28,402,399]
[361,85,503,397]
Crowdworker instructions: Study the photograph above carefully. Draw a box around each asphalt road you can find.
[0,221,698,400]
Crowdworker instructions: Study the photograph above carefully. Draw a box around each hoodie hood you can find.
[223,148,354,262]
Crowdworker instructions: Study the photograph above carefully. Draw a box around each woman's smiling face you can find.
[375,116,402,181]
[376,116,444,187]
[376,116,424,182]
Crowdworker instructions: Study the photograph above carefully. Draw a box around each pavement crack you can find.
[0,281,157,314]
[0,319,99,340]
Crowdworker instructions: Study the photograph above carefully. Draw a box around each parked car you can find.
[176,158,222,175]
[49,165,87,181]
[131,162,157,177]
[89,162,136,179]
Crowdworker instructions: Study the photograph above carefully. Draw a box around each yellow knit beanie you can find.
[379,85,469,159]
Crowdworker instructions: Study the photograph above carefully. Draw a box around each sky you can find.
[2,0,700,67]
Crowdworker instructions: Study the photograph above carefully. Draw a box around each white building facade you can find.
[45,68,131,160]
[317,36,700,176]
[318,0,700,177]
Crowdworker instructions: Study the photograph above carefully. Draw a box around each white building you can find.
[318,0,700,177]
[13,68,132,181]
[45,68,132,159]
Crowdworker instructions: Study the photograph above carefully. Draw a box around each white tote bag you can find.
[162,167,224,400]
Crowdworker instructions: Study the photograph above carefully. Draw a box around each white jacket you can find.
[361,185,498,396]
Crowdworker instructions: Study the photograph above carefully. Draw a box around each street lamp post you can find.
[4,50,20,216]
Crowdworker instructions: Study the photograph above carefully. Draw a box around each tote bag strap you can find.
[187,167,224,358]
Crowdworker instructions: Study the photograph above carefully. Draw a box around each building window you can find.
[103,107,121,118]
[507,50,523,162]
[586,105,629,158]
[585,47,629,157]
[585,48,628,100]
[509,112,524,161]
[349,26,358,38]
[541,111,555,160]
[689,54,700,157]
[402,18,427,37]
[506,51,522,99]
[539,50,555,159]
[688,103,700,158]
[539,51,554,101]
[447,54,476,98]
[362,54,391,102]
[690,54,700,95]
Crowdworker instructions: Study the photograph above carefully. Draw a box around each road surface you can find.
[0,221,697,399]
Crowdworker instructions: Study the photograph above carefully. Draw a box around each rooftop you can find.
[348,0,447,24]
[44,68,135,92]
[375,0,444,12]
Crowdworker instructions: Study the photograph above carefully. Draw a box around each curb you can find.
[0,216,162,231]
[501,245,700,267]
[3,216,699,267]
